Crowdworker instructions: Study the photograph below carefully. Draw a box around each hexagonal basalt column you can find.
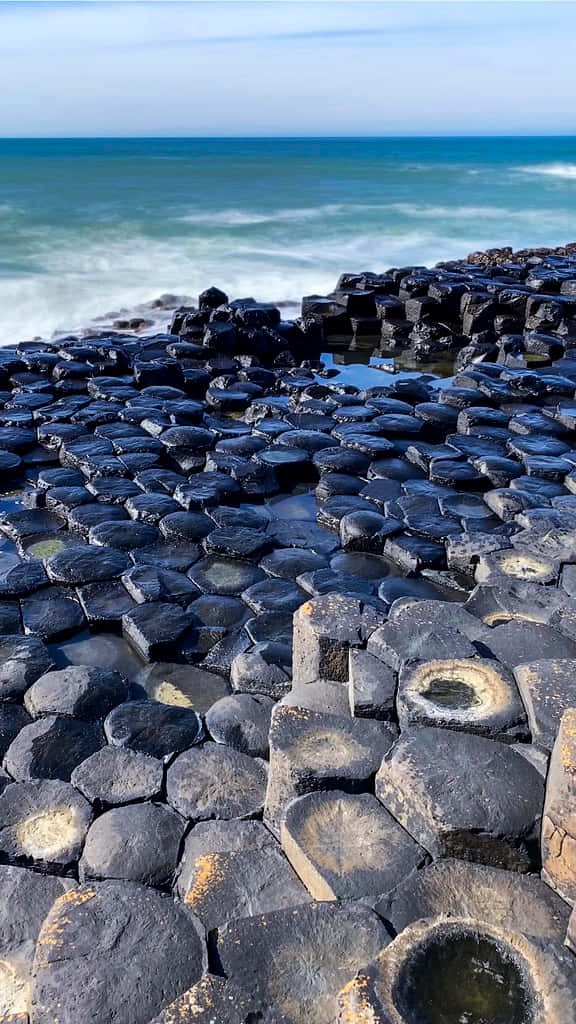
[541,707,576,904]
[397,657,528,741]
[292,593,378,685]
[265,704,396,836]
[338,917,576,1024]
[376,727,544,870]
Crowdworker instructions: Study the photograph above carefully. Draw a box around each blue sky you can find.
[0,1,575,136]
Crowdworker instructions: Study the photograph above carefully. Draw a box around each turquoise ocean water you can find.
[0,136,575,346]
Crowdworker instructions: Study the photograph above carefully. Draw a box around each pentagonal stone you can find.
[0,780,92,872]
[241,577,305,615]
[376,727,544,870]
[206,693,274,758]
[166,742,267,822]
[230,643,291,699]
[216,900,388,1024]
[265,705,396,835]
[292,594,373,685]
[68,504,128,534]
[0,865,73,1019]
[281,790,426,901]
[397,657,528,742]
[46,545,131,584]
[125,492,179,522]
[0,510,63,543]
[202,527,270,561]
[386,597,491,644]
[104,700,203,760]
[71,746,163,807]
[513,659,576,752]
[188,556,264,596]
[281,680,351,717]
[465,579,567,628]
[485,620,576,669]
[259,546,328,580]
[80,802,185,887]
[176,820,309,931]
[4,716,104,783]
[0,637,52,701]
[367,620,477,673]
[348,648,397,720]
[376,857,571,942]
[541,707,576,904]
[77,580,137,627]
[89,520,159,552]
[31,881,206,1024]
[122,602,194,661]
[24,666,128,722]
[21,587,85,642]
[121,566,198,607]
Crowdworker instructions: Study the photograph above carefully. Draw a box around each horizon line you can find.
[0,133,575,140]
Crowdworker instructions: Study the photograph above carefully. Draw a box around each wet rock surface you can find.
[1,249,576,1018]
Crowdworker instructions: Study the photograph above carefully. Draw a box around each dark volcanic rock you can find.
[104,699,203,760]
[80,802,185,886]
[24,666,128,721]
[0,779,92,872]
[31,880,206,1024]
[71,746,163,807]
[3,715,104,782]
[166,741,267,822]
[376,726,544,870]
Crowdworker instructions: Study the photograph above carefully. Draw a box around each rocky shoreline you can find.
[1,244,576,1021]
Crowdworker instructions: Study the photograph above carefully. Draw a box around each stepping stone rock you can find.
[265,705,396,835]
[89,520,159,551]
[541,707,576,905]
[376,727,544,871]
[176,819,309,931]
[0,637,52,702]
[104,700,203,760]
[71,746,163,807]
[80,802,185,887]
[513,659,576,752]
[46,545,131,584]
[0,864,73,1019]
[376,857,571,942]
[21,587,85,642]
[397,657,528,742]
[217,900,388,1024]
[367,621,477,673]
[31,880,206,1024]
[166,741,267,822]
[122,602,194,661]
[281,790,426,901]
[0,559,47,598]
[140,662,230,712]
[206,693,274,758]
[4,716,104,782]
[0,779,92,872]
[122,566,198,607]
[24,666,128,721]
[484,620,576,669]
[230,643,292,700]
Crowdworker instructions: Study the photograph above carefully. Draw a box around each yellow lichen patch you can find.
[560,708,576,774]
[499,552,552,578]
[16,806,80,859]
[184,853,227,907]
[0,959,29,1016]
[26,538,66,559]
[154,681,193,708]
[292,729,367,770]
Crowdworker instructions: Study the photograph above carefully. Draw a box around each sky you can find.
[0,1,575,136]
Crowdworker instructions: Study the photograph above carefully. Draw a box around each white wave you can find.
[179,203,363,226]
[514,163,576,179]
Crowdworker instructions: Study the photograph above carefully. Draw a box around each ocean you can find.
[0,136,575,346]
